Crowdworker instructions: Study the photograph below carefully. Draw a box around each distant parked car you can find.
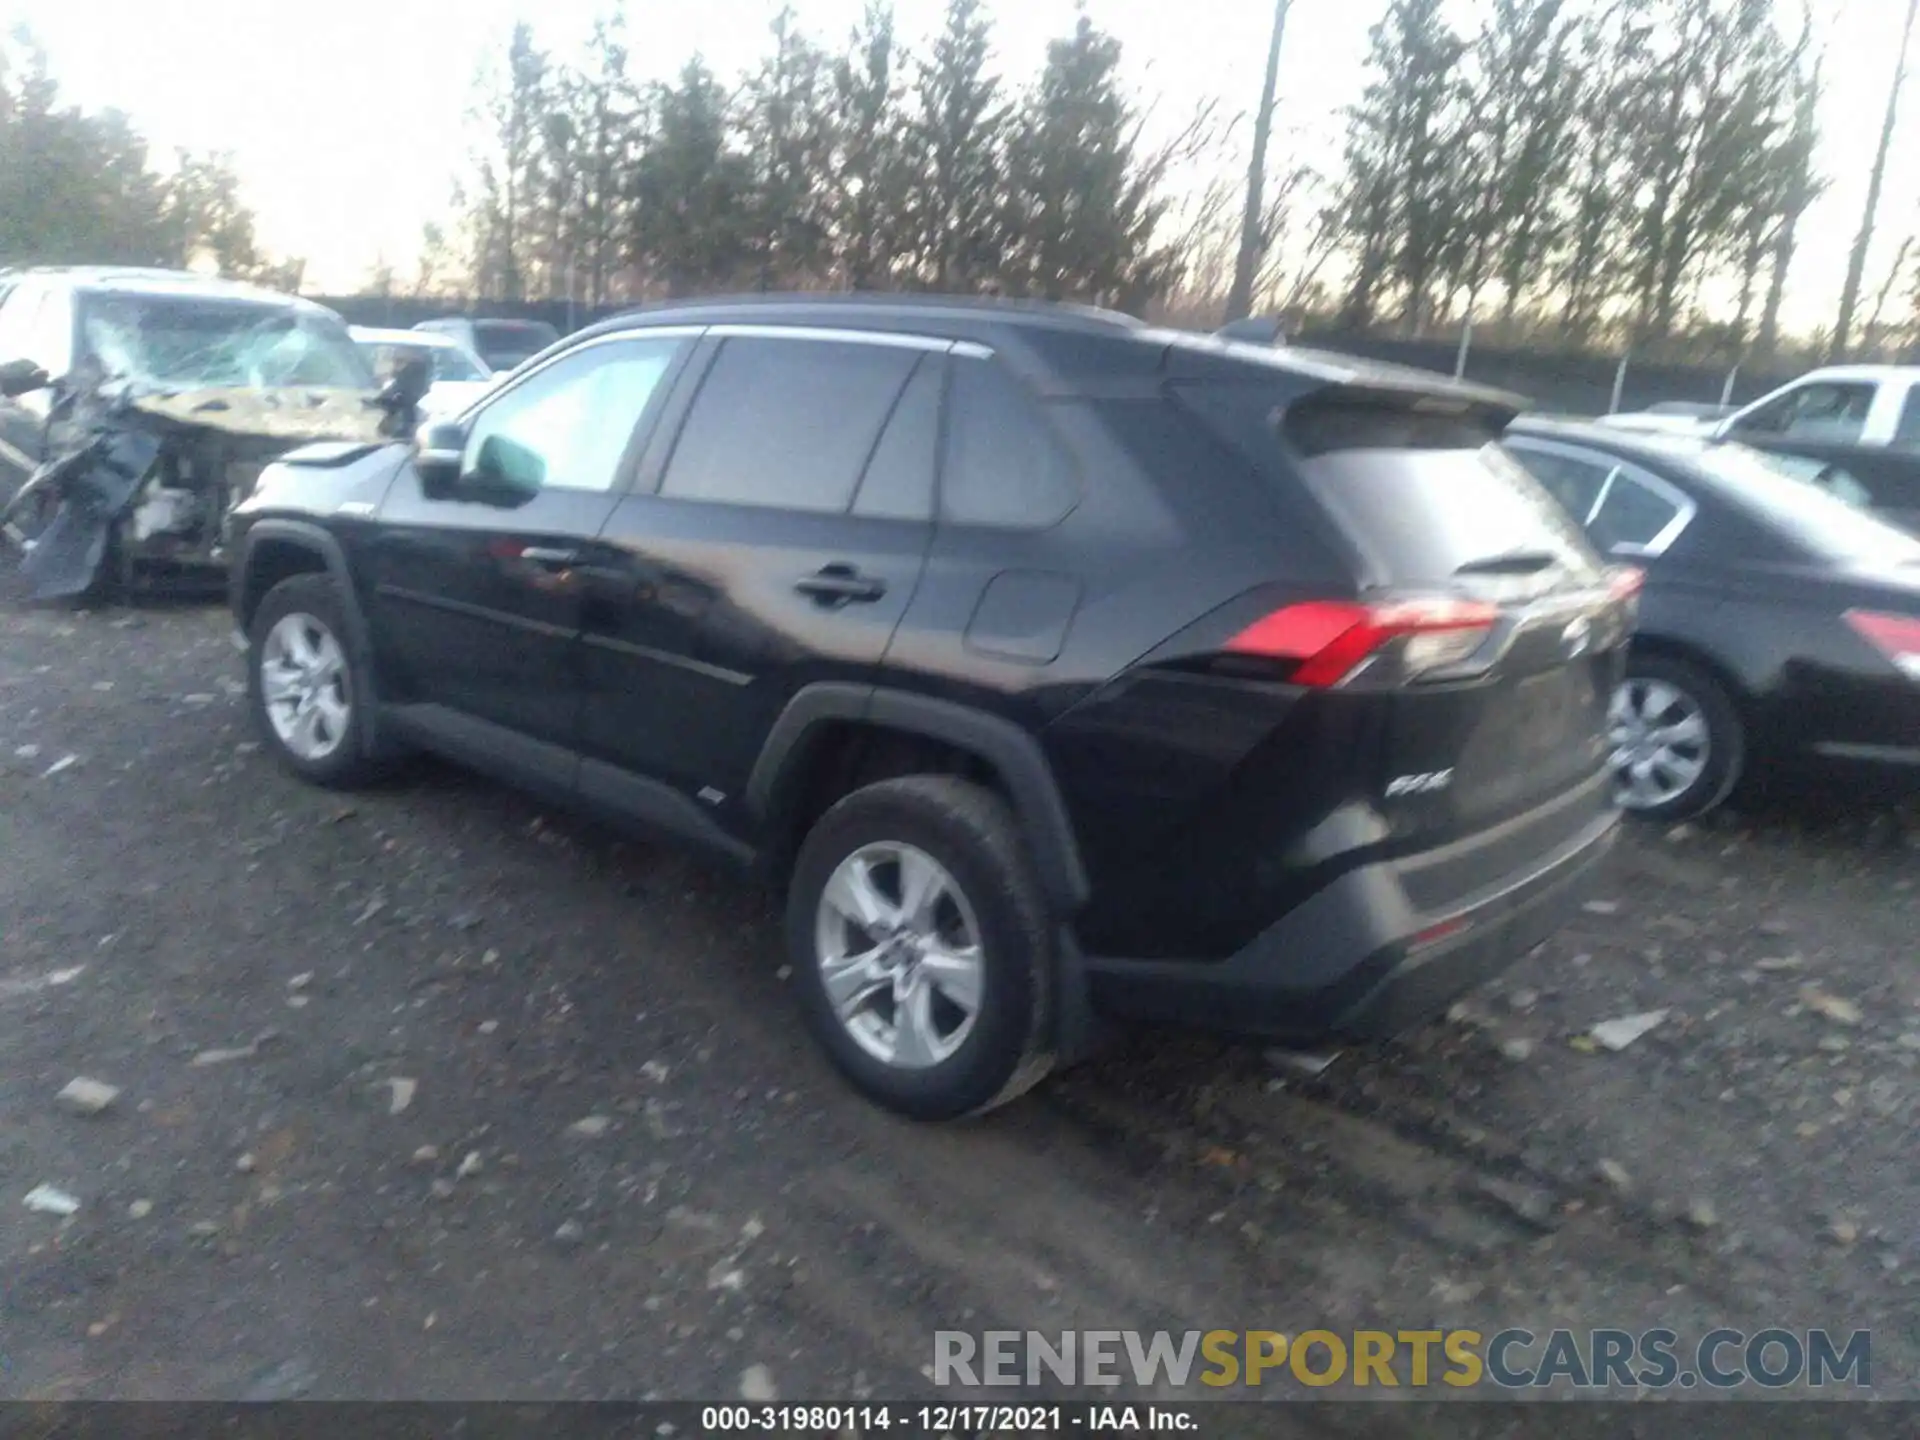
[1508,419,1920,820]
[350,326,495,417]
[1713,364,1920,450]
[411,316,560,373]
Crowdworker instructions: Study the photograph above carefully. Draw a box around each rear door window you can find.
[851,354,941,521]
[660,336,920,514]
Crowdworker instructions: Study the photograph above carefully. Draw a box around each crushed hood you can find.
[128,385,390,443]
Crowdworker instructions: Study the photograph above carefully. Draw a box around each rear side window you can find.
[941,356,1078,528]
[661,337,919,513]
[1586,474,1682,551]
[1507,444,1615,523]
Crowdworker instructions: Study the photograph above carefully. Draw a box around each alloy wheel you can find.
[260,612,352,762]
[813,842,985,1071]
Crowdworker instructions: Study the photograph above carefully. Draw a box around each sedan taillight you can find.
[1845,609,1920,682]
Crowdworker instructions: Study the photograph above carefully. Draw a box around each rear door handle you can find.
[519,546,580,567]
[794,565,887,606]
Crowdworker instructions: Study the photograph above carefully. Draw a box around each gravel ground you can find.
[1,592,1916,1409]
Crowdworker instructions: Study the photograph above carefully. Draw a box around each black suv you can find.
[228,296,1629,1118]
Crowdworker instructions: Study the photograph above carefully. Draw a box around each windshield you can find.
[81,294,374,391]
[1691,443,1920,567]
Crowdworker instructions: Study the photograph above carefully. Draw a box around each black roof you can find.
[580,292,1523,413]
[592,291,1148,340]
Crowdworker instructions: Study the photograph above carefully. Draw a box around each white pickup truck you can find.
[1600,365,1920,534]
[1604,365,1920,446]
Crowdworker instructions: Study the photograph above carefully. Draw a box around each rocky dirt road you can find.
[1,595,1915,1413]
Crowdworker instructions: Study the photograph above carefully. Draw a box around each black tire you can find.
[247,573,385,790]
[1611,653,1744,822]
[786,775,1056,1120]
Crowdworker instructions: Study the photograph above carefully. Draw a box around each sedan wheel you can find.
[260,612,353,762]
[1608,677,1710,811]
[814,842,985,1071]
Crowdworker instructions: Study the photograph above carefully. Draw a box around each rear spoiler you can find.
[1281,385,1525,455]
[1165,337,1528,443]
[1216,316,1287,346]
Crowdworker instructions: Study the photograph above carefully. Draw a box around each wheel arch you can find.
[1624,633,1754,717]
[747,683,1091,913]
[235,520,388,757]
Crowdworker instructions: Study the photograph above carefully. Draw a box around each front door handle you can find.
[519,546,580,567]
[794,564,886,606]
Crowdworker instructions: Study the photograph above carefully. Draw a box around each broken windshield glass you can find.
[79,295,373,392]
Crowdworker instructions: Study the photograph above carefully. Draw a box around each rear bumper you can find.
[1079,802,1619,1043]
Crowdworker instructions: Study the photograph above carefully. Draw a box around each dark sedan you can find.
[1506,419,1920,819]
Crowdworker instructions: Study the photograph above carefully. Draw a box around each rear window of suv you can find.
[1282,397,1602,589]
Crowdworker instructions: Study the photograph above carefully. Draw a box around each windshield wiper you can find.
[1453,549,1562,577]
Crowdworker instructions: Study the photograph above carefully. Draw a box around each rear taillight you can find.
[1225,596,1500,688]
[1845,609,1920,681]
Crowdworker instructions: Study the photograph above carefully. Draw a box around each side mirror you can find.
[0,358,51,399]
[414,419,467,496]
[466,433,546,504]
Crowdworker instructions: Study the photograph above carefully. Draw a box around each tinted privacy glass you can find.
[661,337,919,513]
[851,354,941,521]
[1299,441,1601,585]
[1586,474,1682,551]
[942,356,1078,528]
[1508,445,1614,522]
[461,337,679,498]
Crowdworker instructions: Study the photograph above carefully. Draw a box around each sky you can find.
[2,0,1913,335]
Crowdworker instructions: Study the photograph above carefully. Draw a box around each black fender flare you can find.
[233,519,388,757]
[746,681,1091,913]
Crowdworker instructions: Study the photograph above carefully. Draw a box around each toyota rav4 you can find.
[227,296,1631,1119]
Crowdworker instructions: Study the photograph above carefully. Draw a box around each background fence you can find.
[316,295,1798,418]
